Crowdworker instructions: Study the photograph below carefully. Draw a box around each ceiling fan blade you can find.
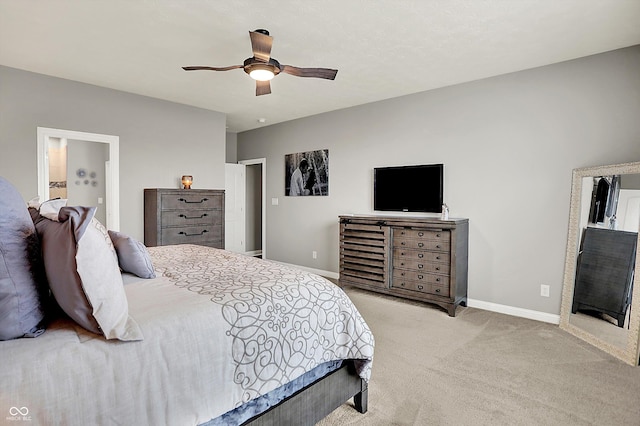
[249,30,273,62]
[281,65,338,80]
[182,65,243,71]
[256,80,271,96]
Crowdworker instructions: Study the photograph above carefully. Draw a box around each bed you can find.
[0,177,374,425]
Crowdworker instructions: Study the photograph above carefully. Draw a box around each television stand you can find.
[339,215,468,316]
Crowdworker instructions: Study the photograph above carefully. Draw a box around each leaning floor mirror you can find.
[560,161,640,366]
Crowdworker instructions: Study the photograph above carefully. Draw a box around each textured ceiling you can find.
[1,1,640,132]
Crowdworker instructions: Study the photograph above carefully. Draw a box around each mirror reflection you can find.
[47,137,110,225]
[569,174,640,349]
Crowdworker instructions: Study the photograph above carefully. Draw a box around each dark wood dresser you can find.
[572,227,637,327]
[144,188,225,249]
[339,215,468,316]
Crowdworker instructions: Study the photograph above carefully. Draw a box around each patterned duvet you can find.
[0,244,374,425]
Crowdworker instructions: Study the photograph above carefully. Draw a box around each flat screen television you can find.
[374,164,443,213]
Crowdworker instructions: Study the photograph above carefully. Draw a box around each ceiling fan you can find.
[182,29,338,96]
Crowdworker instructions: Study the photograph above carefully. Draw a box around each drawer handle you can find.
[401,242,406,246]
[179,213,208,219]
[436,245,441,249]
[418,275,423,280]
[418,264,423,269]
[400,262,405,266]
[418,232,424,237]
[436,256,440,260]
[418,285,424,290]
[179,229,208,237]
[418,253,424,259]
[436,277,441,282]
[435,267,440,271]
[436,233,441,237]
[418,243,424,248]
[401,272,405,276]
[178,197,209,204]
[435,288,441,293]
[400,282,405,287]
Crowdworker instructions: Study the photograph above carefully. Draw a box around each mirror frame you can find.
[560,161,640,366]
[36,127,120,230]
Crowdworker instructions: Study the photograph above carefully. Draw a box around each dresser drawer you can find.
[393,238,450,252]
[390,279,449,297]
[161,193,222,210]
[393,257,450,274]
[393,248,449,264]
[393,269,449,285]
[161,210,221,227]
[394,229,450,241]
[161,225,223,245]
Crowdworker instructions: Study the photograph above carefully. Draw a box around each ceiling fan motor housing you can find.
[243,57,282,78]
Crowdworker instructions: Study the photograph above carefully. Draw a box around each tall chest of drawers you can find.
[144,188,225,249]
[340,215,468,316]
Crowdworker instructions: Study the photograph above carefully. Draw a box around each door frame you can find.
[37,127,120,230]
[239,158,266,259]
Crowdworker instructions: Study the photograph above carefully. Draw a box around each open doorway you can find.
[241,158,266,258]
[244,162,263,257]
[224,159,266,257]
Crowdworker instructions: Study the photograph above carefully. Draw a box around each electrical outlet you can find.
[540,284,550,297]
[312,251,317,259]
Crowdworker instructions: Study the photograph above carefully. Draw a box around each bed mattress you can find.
[1,244,374,425]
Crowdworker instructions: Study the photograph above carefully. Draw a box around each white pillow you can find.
[32,206,143,341]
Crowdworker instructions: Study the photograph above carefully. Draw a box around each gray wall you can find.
[226,131,237,163]
[237,45,640,315]
[0,65,226,241]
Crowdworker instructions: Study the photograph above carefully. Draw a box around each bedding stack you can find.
[1,176,152,342]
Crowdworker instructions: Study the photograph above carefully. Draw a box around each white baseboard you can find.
[467,298,560,325]
[244,250,262,257]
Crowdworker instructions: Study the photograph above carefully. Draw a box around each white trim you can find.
[244,250,263,257]
[467,298,560,324]
[239,158,266,259]
[37,127,120,230]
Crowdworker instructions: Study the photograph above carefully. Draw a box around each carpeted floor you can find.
[317,288,640,426]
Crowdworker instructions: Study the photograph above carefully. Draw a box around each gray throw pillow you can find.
[0,177,46,340]
[108,230,156,279]
[32,206,143,341]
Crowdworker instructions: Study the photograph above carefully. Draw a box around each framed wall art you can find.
[285,149,329,196]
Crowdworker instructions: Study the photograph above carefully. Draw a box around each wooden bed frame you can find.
[245,360,367,425]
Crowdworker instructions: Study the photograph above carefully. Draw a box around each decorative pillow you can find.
[108,230,156,279]
[31,206,143,341]
[38,198,68,221]
[0,177,47,340]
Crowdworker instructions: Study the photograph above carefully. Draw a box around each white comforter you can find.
[0,245,374,425]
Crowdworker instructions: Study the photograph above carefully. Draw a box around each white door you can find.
[225,163,246,253]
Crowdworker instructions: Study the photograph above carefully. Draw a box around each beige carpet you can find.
[317,288,640,426]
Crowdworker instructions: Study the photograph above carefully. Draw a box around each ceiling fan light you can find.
[249,68,275,81]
